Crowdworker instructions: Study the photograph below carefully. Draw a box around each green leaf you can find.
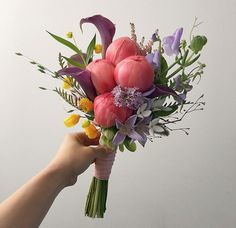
[153,105,178,118]
[62,56,84,69]
[156,55,168,85]
[38,65,45,70]
[47,31,82,55]
[86,34,96,64]
[186,54,200,66]
[30,61,37,65]
[38,69,45,74]
[67,109,75,113]
[15,52,22,56]
[38,87,47,90]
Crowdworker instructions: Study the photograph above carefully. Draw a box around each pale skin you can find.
[0,133,110,228]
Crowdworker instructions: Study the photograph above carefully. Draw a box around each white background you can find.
[0,0,236,227]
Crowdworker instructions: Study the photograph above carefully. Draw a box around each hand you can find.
[48,132,110,187]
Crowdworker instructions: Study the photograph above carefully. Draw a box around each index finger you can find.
[72,132,101,146]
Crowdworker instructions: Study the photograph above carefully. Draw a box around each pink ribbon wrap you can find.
[94,151,116,180]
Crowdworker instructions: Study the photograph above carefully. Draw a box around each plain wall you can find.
[0,0,236,227]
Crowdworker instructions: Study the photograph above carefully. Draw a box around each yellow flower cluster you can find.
[82,120,98,139]
[94,44,102,54]
[79,98,93,113]
[63,76,73,89]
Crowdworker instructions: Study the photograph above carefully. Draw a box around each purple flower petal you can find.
[163,28,183,56]
[112,131,126,145]
[58,68,96,100]
[129,130,144,142]
[172,28,183,55]
[115,119,123,129]
[149,85,177,98]
[58,67,83,77]
[80,15,116,58]
[125,115,137,127]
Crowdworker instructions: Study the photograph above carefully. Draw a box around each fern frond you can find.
[53,87,79,110]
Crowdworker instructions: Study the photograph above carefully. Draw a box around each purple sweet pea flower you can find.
[80,15,116,58]
[151,29,159,42]
[57,67,97,100]
[146,50,160,70]
[163,28,183,56]
[112,115,144,146]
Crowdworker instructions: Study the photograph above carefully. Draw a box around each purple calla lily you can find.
[149,85,177,98]
[80,15,116,58]
[58,67,97,100]
[163,28,183,56]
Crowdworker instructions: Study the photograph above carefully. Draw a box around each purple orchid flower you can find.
[112,115,144,146]
[163,28,183,56]
[146,50,160,70]
[57,67,97,100]
[80,15,116,58]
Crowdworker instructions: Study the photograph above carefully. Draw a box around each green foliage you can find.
[47,31,83,55]
[156,55,168,85]
[190,35,207,54]
[119,144,124,152]
[62,56,84,69]
[86,34,96,64]
[15,52,23,56]
[53,87,79,109]
[124,138,137,152]
[38,86,47,90]
[153,105,178,118]
[58,52,66,69]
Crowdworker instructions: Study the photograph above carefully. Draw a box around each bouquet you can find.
[17,15,207,218]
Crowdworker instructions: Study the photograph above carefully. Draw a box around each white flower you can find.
[137,103,152,118]
[149,118,165,136]
[151,98,172,112]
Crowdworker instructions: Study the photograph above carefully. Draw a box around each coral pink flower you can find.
[106,37,141,65]
[87,59,116,94]
[114,55,154,92]
[94,92,132,127]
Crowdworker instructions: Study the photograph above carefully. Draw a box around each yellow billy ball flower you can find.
[79,98,94,113]
[64,114,80,127]
[63,76,73,89]
[83,123,98,139]
[94,44,102,54]
[66,32,73,38]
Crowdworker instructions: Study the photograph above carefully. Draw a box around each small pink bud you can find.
[114,55,154,92]
[94,92,132,127]
[87,59,116,94]
[106,37,141,65]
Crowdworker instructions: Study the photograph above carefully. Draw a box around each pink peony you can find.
[87,59,116,94]
[114,55,154,92]
[94,92,132,127]
[106,37,141,66]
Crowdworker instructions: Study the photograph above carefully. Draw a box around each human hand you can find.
[48,132,111,187]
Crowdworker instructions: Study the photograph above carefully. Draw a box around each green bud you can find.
[180,39,187,49]
[124,138,137,152]
[119,143,124,152]
[190,35,207,54]
[102,128,116,141]
[99,135,108,146]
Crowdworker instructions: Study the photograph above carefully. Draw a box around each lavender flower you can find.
[112,86,145,110]
[146,50,160,70]
[163,28,183,56]
[112,115,144,146]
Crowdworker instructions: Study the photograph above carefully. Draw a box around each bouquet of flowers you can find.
[17,14,207,218]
